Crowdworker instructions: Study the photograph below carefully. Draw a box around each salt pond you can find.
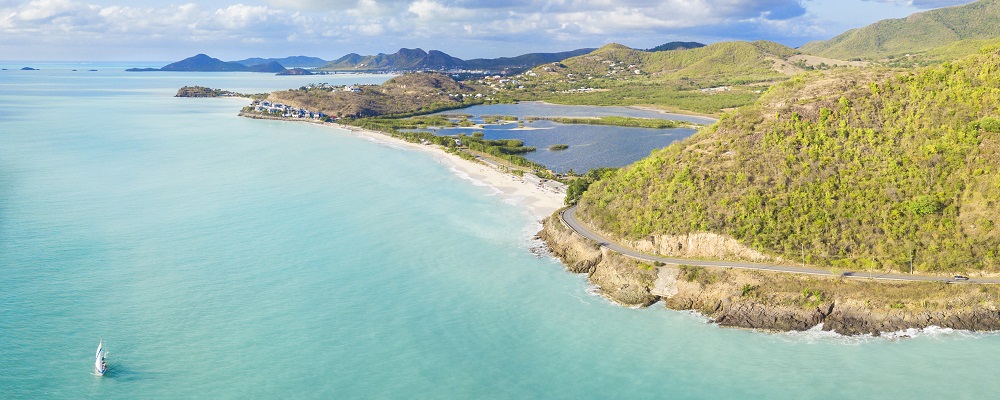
[422,102,713,172]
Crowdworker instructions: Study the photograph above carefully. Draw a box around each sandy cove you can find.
[326,122,566,221]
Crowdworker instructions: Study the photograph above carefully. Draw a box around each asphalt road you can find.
[559,205,1000,284]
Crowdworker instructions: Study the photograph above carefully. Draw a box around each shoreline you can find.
[242,113,566,221]
[332,122,565,221]
[238,112,1000,336]
[538,212,1000,336]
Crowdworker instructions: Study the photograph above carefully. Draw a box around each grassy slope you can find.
[513,41,803,115]
[800,0,1000,60]
[578,46,1000,273]
[536,41,795,87]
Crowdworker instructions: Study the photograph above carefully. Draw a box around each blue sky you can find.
[0,0,978,61]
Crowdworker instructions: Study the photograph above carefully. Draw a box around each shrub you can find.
[980,117,1000,132]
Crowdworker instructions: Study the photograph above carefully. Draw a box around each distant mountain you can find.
[233,56,328,68]
[799,0,1000,60]
[126,54,294,73]
[321,48,466,71]
[160,54,249,72]
[277,68,314,76]
[319,47,597,73]
[646,41,705,52]
[246,61,288,73]
[464,48,596,71]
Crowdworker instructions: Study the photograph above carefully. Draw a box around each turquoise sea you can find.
[3,63,1000,399]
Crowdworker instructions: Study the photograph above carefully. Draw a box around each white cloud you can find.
[0,0,966,60]
[862,0,974,9]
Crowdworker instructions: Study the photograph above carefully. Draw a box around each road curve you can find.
[559,205,1000,284]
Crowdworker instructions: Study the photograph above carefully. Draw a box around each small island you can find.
[277,68,314,75]
[549,144,569,151]
[175,86,266,99]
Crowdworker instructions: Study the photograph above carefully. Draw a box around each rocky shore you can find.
[538,213,1000,336]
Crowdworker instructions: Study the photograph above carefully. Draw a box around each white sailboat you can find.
[95,340,107,376]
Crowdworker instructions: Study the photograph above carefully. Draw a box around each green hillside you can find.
[507,41,803,115]
[533,40,796,87]
[269,72,483,118]
[577,45,1000,273]
[800,0,1000,60]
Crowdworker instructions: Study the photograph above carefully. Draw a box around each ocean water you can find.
[3,64,1000,399]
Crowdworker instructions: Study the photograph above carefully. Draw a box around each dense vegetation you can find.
[800,0,1000,60]
[578,46,1000,273]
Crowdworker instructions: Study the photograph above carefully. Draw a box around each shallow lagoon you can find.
[423,102,711,172]
[429,120,696,173]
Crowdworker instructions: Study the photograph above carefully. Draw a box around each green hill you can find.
[800,0,1000,60]
[646,41,705,52]
[533,41,797,86]
[320,47,595,73]
[512,41,803,114]
[160,54,249,72]
[576,45,1000,273]
[233,56,328,68]
[321,48,466,71]
[268,72,481,118]
[464,48,596,72]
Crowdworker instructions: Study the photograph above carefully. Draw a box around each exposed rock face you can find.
[822,302,1000,336]
[623,232,780,264]
[538,215,657,306]
[539,213,1000,336]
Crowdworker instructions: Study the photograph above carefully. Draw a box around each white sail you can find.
[95,341,106,376]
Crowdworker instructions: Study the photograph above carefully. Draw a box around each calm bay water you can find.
[421,121,696,173]
[2,64,1000,399]
[426,102,711,172]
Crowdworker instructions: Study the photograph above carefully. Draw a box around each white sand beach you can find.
[328,122,565,221]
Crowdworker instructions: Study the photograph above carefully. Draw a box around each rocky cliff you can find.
[539,212,1000,336]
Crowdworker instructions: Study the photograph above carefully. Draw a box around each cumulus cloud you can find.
[0,0,939,60]
[862,0,975,8]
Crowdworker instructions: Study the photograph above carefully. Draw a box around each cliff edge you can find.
[539,212,1000,335]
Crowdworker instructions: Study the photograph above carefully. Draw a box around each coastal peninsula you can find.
[537,44,1000,335]
[211,8,1000,334]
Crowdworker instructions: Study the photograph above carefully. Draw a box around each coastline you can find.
[538,213,1000,336]
[252,114,566,222]
[238,112,1000,337]
[335,123,565,221]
